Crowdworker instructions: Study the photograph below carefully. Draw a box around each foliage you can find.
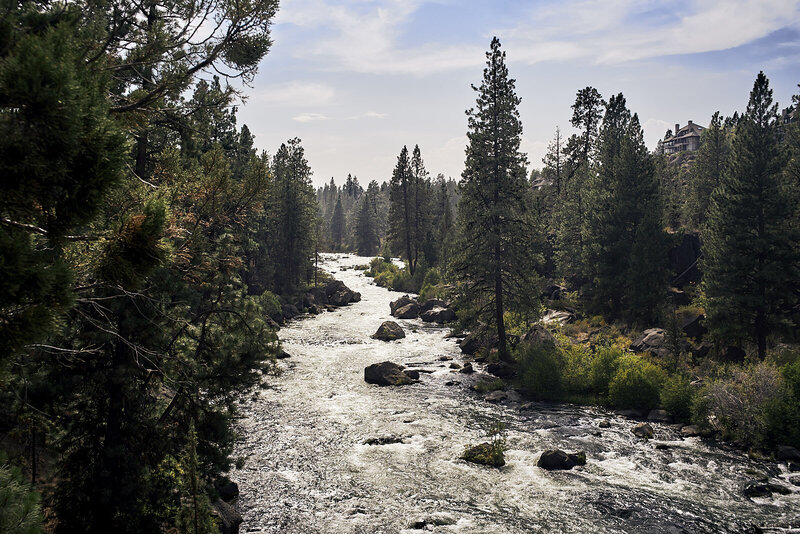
[589,346,623,397]
[702,72,798,359]
[451,37,541,361]
[462,422,507,467]
[517,342,563,399]
[607,354,666,409]
[0,453,43,534]
[700,361,784,447]
[660,374,695,422]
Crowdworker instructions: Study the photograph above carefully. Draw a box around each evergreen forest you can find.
[1,1,799,531]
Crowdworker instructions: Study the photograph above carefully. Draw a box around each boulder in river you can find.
[390,295,417,316]
[364,435,405,445]
[484,390,508,403]
[632,423,654,439]
[420,306,456,323]
[487,361,516,379]
[462,442,505,467]
[217,480,239,502]
[647,409,672,423]
[394,302,420,319]
[777,445,800,463]
[372,321,405,341]
[598,419,611,428]
[420,299,448,313]
[742,481,791,498]
[403,369,420,380]
[537,449,586,471]
[459,334,482,355]
[364,361,416,386]
[459,363,475,374]
[211,499,242,534]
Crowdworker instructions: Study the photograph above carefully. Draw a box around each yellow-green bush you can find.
[590,345,623,396]
[660,373,694,422]
[607,354,666,410]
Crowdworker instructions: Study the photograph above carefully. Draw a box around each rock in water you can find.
[462,442,505,467]
[211,499,243,534]
[777,445,800,463]
[459,334,481,355]
[647,409,672,423]
[364,361,415,386]
[632,423,655,439]
[487,361,516,378]
[390,294,417,315]
[372,321,405,341]
[420,306,456,323]
[419,299,448,313]
[537,449,586,470]
[394,302,420,319]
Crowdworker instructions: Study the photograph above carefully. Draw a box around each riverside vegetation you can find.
[321,39,800,458]
[0,3,798,532]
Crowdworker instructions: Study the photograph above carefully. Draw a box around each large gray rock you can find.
[459,334,482,355]
[632,423,655,439]
[541,309,575,326]
[420,306,456,323]
[212,499,243,534]
[364,361,415,386]
[394,302,420,319]
[420,299,448,313]
[372,321,405,341]
[630,328,669,358]
[537,449,586,470]
[486,361,516,379]
[390,295,417,316]
[521,324,556,347]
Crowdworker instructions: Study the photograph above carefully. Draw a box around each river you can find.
[233,253,799,533]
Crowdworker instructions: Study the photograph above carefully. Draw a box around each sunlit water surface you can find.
[234,254,799,533]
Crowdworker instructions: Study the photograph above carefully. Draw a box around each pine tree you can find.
[270,138,317,293]
[388,146,418,272]
[451,37,539,361]
[582,95,666,322]
[542,127,565,196]
[355,195,378,256]
[554,87,604,284]
[331,195,345,250]
[703,72,796,358]
[684,112,730,229]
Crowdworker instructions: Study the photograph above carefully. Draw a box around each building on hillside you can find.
[663,120,705,154]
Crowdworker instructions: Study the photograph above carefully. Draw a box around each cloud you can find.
[255,82,335,107]
[502,0,800,65]
[275,0,485,75]
[361,111,388,119]
[293,112,329,122]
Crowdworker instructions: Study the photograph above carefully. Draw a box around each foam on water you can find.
[234,253,800,533]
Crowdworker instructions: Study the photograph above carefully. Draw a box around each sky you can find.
[237,0,800,187]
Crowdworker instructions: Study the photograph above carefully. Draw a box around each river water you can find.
[234,253,799,533]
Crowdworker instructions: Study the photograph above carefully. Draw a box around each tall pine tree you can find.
[451,37,538,361]
[703,72,796,358]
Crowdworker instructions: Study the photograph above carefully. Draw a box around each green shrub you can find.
[607,354,666,410]
[474,378,505,393]
[661,374,694,422]
[257,290,282,320]
[590,346,623,396]
[558,338,593,395]
[517,343,563,399]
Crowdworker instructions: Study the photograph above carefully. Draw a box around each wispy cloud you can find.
[256,82,336,107]
[503,0,800,65]
[293,112,329,122]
